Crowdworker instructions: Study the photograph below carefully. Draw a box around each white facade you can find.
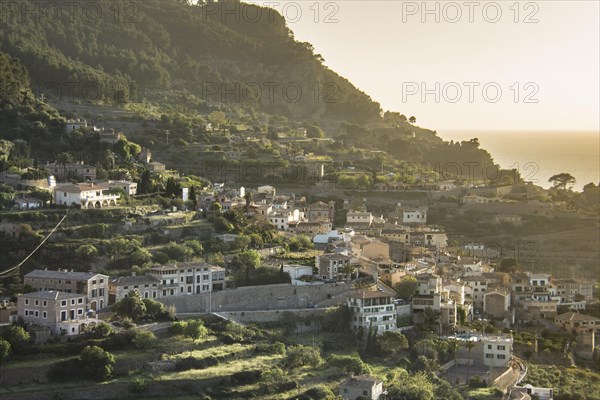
[268,209,301,231]
[148,262,226,296]
[65,119,87,133]
[346,211,373,225]
[402,208,427,224]
[483,335,513,368]
[283,265,314,285]
[348,291,396,333]
[339,375,384,400]
[108,180,138,196]
[18,291,97,337]
[54,182,119,208]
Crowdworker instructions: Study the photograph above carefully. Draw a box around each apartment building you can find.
[147,262,226,297]
[316,253,352,281]
[347,290,397,334]
[54,182,119,208]
[109,275,162,303]
[17,291,97,336]
[24,269,109,310]
[483,335,513,368]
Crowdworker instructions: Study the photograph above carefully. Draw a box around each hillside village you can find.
[0,0,599,397]
[1,115,599,400]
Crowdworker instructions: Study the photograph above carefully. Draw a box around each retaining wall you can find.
[158,282,354,313]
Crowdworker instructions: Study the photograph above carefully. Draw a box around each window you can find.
[43,301,47,307]
[42,311,47,318]
[71,299,75,305]
[35,300,39,306]
[78,298,83,304]
[487,345,492,349]
[486,354,494,358]
[497,354,506,359]
[498,345,505,350]
[25,299,29,305]
[61,300,67,307]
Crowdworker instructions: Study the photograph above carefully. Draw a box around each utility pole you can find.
[165,130,170,146]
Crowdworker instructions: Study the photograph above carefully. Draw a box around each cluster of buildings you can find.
[9,262,225,341]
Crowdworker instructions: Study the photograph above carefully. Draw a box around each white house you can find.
[65,119,87,133]
[483,335,513,368]
[346,211,373,226]
[14,197,44,210]
[17,291,98,337]
[513,384,554,400]
[147,262,226,297]
[268,209,301,231]
[402,207,427,224]
[339,375,384,400]
[54,182,119,208]
[313,229,353,249]
[348,290,396,334]
[108,180,138,196]
[283,264,314,285]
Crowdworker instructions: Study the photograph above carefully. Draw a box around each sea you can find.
[438,131,600,192]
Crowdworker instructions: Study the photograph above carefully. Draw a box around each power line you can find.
[0,209,70,278]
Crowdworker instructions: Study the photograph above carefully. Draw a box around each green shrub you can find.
[255,341,286,355]
[285,345,322,369]
[327,354,371,375]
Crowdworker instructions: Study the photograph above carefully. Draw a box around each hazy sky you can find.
[252,0,599,133]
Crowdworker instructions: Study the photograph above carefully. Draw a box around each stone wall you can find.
[220,308,330,325]
[158,282,354,313]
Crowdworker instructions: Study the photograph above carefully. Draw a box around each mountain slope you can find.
[0,0,382,123]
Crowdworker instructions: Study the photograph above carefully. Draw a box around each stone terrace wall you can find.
[221,308,330,324]
[159,282,353,313]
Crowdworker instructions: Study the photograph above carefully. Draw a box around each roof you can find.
[340,375,382,388]
[484,288,510,296]
[149,262,224,272]
[55,182,111,192]
[15,197,43,203]
[111,275,160,286]
[19,290,84,300]
[555,312,600,322]
[318,253,351,261]
[25,269,106,281]
[348,290,394,300]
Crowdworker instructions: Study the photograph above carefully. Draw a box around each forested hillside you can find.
[0,0,381,123]
[0,0,501,179]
